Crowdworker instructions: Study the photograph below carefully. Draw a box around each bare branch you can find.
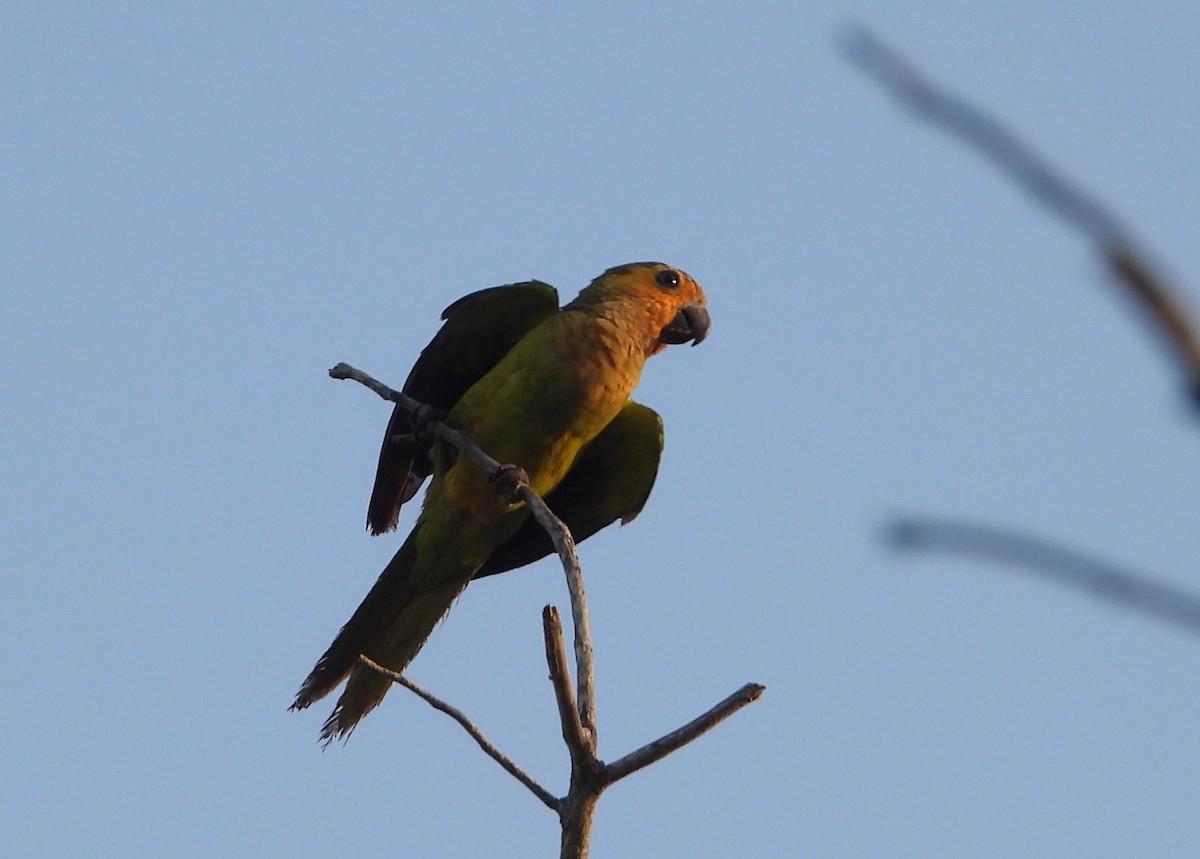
[522,490,596,737]
[888,516,1200,635]
[334,362,764,856]
[329,362,412,406]
[359,656,560,812]
[329,362,505,476]
[842,27,1200,410]
[542,607,592,764]
[602,683,766,785]
[558,781,601,859]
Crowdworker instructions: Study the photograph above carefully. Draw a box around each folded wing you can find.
[474,400,664,579]
[366,281,560,535]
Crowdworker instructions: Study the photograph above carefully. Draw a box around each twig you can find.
[542,607,592,765]
[888,516,1200,635]
[359,656,559,811]
[330,363,502,476]
[602,683,766,785]
[842,27,1200,410]
[523,491,596,739]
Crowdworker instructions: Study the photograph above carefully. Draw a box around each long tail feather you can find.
[290,529,472,741]
[315,576,471,742]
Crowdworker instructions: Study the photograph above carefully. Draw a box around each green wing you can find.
[366,281,560,535]
[473,400,664,579]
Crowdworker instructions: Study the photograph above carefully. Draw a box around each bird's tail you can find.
[290,530,473,743]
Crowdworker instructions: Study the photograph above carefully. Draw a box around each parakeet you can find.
[292,261,709,742]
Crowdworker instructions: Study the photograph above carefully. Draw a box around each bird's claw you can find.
[489,464,529,503]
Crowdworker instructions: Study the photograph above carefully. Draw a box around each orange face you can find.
[573,261,710,356]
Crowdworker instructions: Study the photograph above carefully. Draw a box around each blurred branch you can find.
[334,362,765,859]
[888,516,1200,635]
[842,27,1200,409]
[841,25,1127,242]
[1105,248,1200,408]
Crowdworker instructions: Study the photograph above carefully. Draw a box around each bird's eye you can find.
[655,269,681,290]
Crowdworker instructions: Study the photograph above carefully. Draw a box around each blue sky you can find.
[5,3,1200,856]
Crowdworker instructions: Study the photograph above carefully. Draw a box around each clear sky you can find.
[6,3,1200,857]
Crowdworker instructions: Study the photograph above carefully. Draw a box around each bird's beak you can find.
[659,302,711,346]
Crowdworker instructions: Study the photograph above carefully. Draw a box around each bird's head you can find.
[570,261,710,356]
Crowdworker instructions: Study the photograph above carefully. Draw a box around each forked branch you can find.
[334,363,765,858]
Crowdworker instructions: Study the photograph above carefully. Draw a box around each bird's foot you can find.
[489,463,530,503]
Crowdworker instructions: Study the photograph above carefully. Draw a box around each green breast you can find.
[447,311,644,495]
